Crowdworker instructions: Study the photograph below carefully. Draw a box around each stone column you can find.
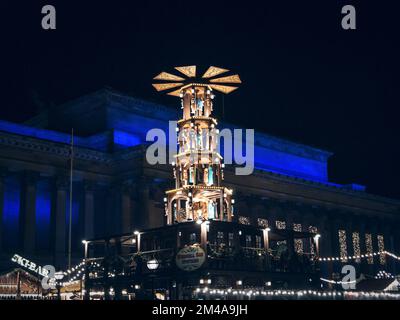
[0,169,6,251]
[138,177,150,229]
[19,171,38,254]
[148,183,164,228]
[121,180,133,234]
[83,181,95,240]
[330,217,342,259]
[317,213,337,278]
[54,177,68,269]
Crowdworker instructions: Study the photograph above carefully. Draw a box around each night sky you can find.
[1,1,400,199]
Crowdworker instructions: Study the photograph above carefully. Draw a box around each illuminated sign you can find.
[11,254,51,278]
[175,246,206,271]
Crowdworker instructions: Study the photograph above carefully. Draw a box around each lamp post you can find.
[147,259,159,300]
[314,234,321,258]
[82,240,88,259]
[54,271,65,300]
[263,227,271,251]
[262,227,271,271]
[82,240,89,300]
[134,230,141,253]
[200,220,210,250]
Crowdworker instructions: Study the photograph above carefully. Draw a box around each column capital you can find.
[23,171,40,185]
[121,179,135,193]
[138,175,152,187]
[56,176,69,190]
[84,180,96,192]
[0,167,8,179]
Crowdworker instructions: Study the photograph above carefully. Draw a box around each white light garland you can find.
[320,277,356,285]
[374,270,395,280]
[193,288,400,299]
[318,250,400,263]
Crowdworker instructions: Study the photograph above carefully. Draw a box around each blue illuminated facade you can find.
[35,179,52,251]
[0,87,398,275]
[0,89,337,185]
[2,175,20,250]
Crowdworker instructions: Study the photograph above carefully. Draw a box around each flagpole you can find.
[68,128,74,270]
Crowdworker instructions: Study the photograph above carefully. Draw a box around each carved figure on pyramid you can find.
[152,65,241,224]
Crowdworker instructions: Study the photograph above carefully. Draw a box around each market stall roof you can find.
[0,267,40,280]
[0,268,42,295]
[356,278,400,292]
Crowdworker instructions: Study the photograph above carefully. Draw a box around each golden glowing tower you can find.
[152,66,241,224]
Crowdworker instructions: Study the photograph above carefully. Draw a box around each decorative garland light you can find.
[338,230,348,262]
[193,288,400,300]
[320,277,356,285]
[377,235,386,265]
[365,234,374,264]
[385,251,400,260]
[352,232,361,262]
[375,270,395,280]
[318,250,400,263]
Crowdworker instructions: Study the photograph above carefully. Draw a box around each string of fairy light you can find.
[193,288,400,299]
[60,259,85,286]
[375,270,396,279]
[60,259,102,286]
[321,269,397,284]
[60,259,127,287]
[320,277,357,285]
[56,248,400,291]
[317,250,400,262]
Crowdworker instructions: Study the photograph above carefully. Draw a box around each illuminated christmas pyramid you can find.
[152,66,241,224]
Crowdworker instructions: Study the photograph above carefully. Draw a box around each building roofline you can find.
[23,87,333,162]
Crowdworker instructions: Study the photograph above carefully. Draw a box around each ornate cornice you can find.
[0,132,113,164]
[1,128,399,215]
[224,166,400,214]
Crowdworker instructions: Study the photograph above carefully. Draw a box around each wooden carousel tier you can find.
[177,116,218,126]
[165,185,233,195]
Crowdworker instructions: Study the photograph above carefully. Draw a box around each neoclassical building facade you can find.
[0,88,399,276]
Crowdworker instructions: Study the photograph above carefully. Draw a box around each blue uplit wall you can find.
[253,145,328,182]
[2,175,21,249]
[113,130,141,149]
[35,179,51,251]
[0,91,366,190]
[107,107,170,141]
[0,107,331,183]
